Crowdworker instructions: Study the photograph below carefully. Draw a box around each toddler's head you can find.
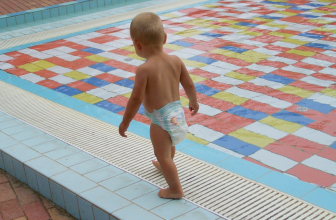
[130,12,165,46]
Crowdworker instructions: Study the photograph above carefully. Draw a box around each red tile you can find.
[96,27,122,34]
[289,80,325,92]
[295,45,325,53]
[14,186,39,206]
[293,61,324,72]
[89,35,119,44]
[329,109,336,117]
[250,34,284,43]
[67,81,96,92]
[6,57,28,66]
[95,73,123,83]
[281,16,308,23]
[198,80,232,91]
[37,80,62,89]
[5,51,23,58]
[69,51,92,58]
[133,113,151,125]
[44,57,69,67]
[109,49,134,56]
[189,44,217,52]
[5,68,29,76]
[321,36,336,42]
[264,45,291,52]
[0,183,16,203]
[307,30,332,36]
[313,54,336,64]
[163,48,174,53]
[67,58,96,70]
[237,82,273,94]
[62,42,87,50]
[312,72,336,82]
[23,201,50,220]
[266,90,303,103]
[199,96,235,111]
[103,60,137,73]
[29,45,50,52]
[236,68,265,77]
[215,112,254,127]
[265,142,312,162]
[278,135,325,154]
[107,96,129,107]
[199,117,239,134]
[287,164,336,187]
[0,199,24,220]
[271,69,305,80]
[189,69,219,79]
[183,108,210,125]
[307,121,336,137]
[34,70,58,78]
[18,54,39,63]
[318,147,336,162]
[241,99,280,115]
[256,60,287,68]
[244,157,280,172]
[278,52,306,61]
[277,29,301,35]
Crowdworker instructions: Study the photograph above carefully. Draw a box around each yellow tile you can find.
[236,54,263,63]
[321,88,336,98]
[310,9,332,14]
[121,45,135,52]
[181,59,207,68]
[18,63,43,72]
[161,13,179,18]
[190,74,207,83]
[253,17,274,22]
[325,5,336,9]
[308,19,331,24]
[241,50,270,59]
[319,0,334,2]
[225,71,255,81]
[32,60,56,69]
[229,129,275,148]
[264,23,288,29]
[126,53,145,60]
[260,116,303,133]
[273,5,290,8]
[212,92,247,105]
[210,49,240,58]
[239,31,263,36]
[174,29,204,37]
[85,55,109,62]
[314,27,336,33]
[218,19,239,24]
[203,24,222,29]
[180,96,189,107]
[277,11,297,16]
[286,49,316,57]
[281,38,308,45]
[202,4,218,8]
[268,32,293,38]
[186,19,211,25]
[73,93,103,104]
[122,92,132,98]
[270,0,286,2]
[163,44,185,51]
[186,133,209,145]
[64,71,91,80]
[228,25,250,30]
[278,86,314,98]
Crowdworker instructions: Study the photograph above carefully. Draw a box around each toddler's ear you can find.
[163,33,167,44]
[134,40,142,50]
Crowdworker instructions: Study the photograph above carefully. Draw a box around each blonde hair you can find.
[130,12,165,46]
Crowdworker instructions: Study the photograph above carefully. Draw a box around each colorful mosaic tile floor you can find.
[1,0,336,192]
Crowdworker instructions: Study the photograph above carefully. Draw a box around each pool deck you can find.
[1,0,336,219]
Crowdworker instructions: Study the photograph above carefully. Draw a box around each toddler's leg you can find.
[150,124,183,199]
[152,146,175,172]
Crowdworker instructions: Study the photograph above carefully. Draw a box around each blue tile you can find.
[75,104,109,118]
[12,159,27,183]
[260,73,295,84]
[22,134,55,147]
[330,142,336,149]
[128,120,150,139]
[95,101,125,113]
[200,32,224,38]
[188,56,217,64]
[15,15,25,25]
[296,99,334,114]
[194,83,220,96]
[298,33,325,39]
[3,76,29,86]
[50,180,65,208]
[59,6,67,16]
[42,9,51,19]
[89,1,98,9]
[96,112,122,126]
[213,136,260,156]
[217,156,271,180]
[100,173,140,192]
[114,79,134,88]
[0,120,23,130]
[84,165,124,183]
[174,207,219,220]
[302,187,336,213]
[306,3,325,7]
[54,96,87,109]
[236,22,258,27]
[176,139,196,151]
[227,106,268,121]
[0,18,7,29]
[81,47,104,54]
[79,186,131,214]
[260,15,282,20]
[6,17,16,27]
[220,45,248,53]
[33,11,43,21]
[11,129,44,141]
[93,206,109,220]
[25,165,39,192]
[19,82,47,93]
[26,156,68,178]
[36,172,52,199]
[114,204,161,220]
[304,42,333,50]
[75,3,83,12]
[289,6,309,11]
[44,145,80,160]
[57,151,94,167]
[0,133,20,149]
[32,139,68,153]
[51,170,97,194]
[272,110,314,126]
[170,40,194,47]
[2,144,41,163]
[50,8,60,18]
[296,14,319,18]
[0,70,11,80]
[0,114,14,123]
[181,143,230,164]
[53,85,82,96]
[36,89,67,100]
[151,200,197,220]
[115,181,157,200]
[78,197,94,220]
[67,5,75,14]
[70,158,108,175]
[104,0,112,6]
[0,152,5,170]
[257,171,316,198]
[132,191,171,210]
[63,189,80,219]
[82,77,110,87]
[89,63,116,72]
[97,0,105,7]
[2,153,15,176]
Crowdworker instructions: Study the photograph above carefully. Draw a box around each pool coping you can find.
[0,0,336,216]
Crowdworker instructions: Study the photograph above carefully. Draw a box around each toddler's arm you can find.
[119,66,147,137]
[179,60,199,116]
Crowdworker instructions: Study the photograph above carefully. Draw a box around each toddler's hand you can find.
[189,102,199,116]
[119,122,129,137]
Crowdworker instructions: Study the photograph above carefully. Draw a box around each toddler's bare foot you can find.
[158,188,184,199]
[152,160,162,172]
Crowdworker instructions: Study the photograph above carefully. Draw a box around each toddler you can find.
[119,12,199,199]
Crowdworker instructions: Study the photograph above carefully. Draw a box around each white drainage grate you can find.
[0,81,335,220]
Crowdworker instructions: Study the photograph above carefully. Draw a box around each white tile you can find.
[18,48,39,54]
[241,39,267,47]
[250,78,285,89]
[272,41,298,49]
[255,25,280,32]
[30,52,53,59]
[250,149,297,172]
[247,64,277,73]
[301,58,333,67]
[322,50,336,58]
[245,122,288,140]
[252,95,292,109]
[212,75,244,85]
[0,54,13,62]
[253,47,281,56]
[200,66,231,75]
[319,68,336,76]
[87,88,117,99]
[267,56,297,65]
[207,143,244,158]
[49,75,76,84]
[198,103,222,116]
[77,67,103,76]
[102,84,132,95]
[108,69,135,78]
[43,49,66,56]
[300,76,334,87]
[98,52,125,62]
[212,61,240,71]
[302,155,336,175]
[0,62,14,70]
[109,32,129,38]
[54,46,76,53]
[179,49,204,55]
[191,35,214,41]
[308,93,336,107]
[169,51,195,59]
[188,124,224,142]
[47,66,72,74]
[57,54,80,61]
[293,127,336,145]
[282,65,315,75]
[225,87,262,99]
[20,73,45,83]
